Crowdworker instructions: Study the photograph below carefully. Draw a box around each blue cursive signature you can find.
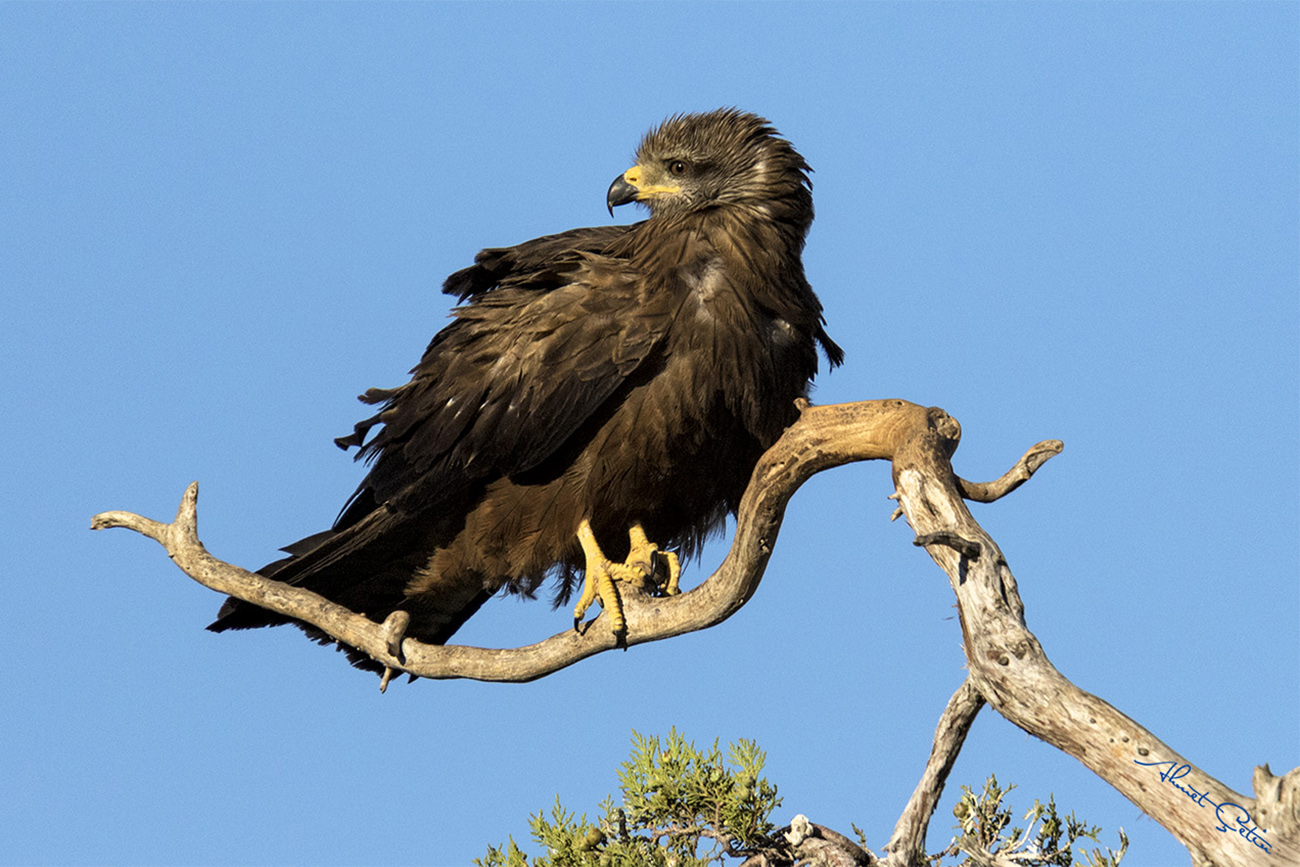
[1134,760,1271,855]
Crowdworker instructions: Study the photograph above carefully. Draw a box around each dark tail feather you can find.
[205,510,493,676]
[206,530,337,632]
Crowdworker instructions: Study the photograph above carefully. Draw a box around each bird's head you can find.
[607,109,813,230]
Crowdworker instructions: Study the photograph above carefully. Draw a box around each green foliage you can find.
[940,775,1128,867]
[473,728,785,867]
[475,733,1129,867]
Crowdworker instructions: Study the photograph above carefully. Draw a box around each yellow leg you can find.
[573,519,634,636]
[572,520,681,638]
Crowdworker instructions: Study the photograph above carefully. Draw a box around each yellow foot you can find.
[572,520,681,639]
[626,523,681,598]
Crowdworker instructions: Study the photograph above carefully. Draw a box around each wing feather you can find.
[213,232,669,632]
[336,243,671,530]
[442,223,639,301]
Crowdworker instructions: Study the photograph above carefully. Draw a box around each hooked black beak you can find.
[606,174,638,216]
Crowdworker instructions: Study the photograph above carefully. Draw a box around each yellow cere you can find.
[625,165,679,199]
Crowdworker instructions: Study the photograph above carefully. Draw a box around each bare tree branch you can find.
[887,416,1297,866]
[784,814,877,866]
[955,439,1064,503]
[92,397,1299,863]
[91,399,931,682]
[886,678,986,866]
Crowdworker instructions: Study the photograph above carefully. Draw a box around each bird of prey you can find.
[209,109,842,667]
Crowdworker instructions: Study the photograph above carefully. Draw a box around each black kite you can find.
[210,109,842,667]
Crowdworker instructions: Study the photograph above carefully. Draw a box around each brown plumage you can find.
[209,109,842,667]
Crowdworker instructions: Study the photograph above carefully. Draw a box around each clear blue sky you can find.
[3,4,1296,865]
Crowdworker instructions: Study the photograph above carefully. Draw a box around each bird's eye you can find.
[668,160,688,177]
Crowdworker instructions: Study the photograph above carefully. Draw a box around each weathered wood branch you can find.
[783,814,878,866]
[90,399,936,682]
[886,414,1297,866]
[91,397,1297,863]
[886,677,986,865]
